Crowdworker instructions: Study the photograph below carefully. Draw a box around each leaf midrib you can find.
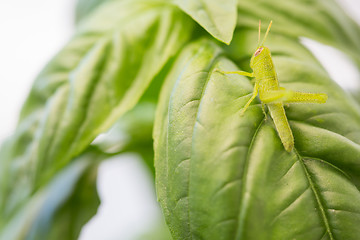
[295,150,335,240]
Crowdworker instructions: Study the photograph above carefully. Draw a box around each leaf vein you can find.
[270,186,310,226]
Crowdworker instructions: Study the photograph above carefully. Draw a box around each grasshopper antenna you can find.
[260,20,273,46]
[257,20,261,47]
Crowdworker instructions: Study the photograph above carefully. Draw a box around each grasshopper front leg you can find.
[216,70,255,78]
[240,82,259,115]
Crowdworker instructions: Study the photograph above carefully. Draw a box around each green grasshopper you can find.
[218,20,328,152]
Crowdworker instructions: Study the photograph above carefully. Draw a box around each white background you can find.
[0,1,359,239]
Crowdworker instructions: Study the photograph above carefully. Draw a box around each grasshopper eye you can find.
[254,47,263,57]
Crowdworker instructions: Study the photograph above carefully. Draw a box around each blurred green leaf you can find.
[173,0,237,44]
[237,0,360,66]
[92,102,156,174]
[351,90,360,105]
[75,0,108,23]
[0,151,101,240]
[1,1,191,216]
[91,56,178,176]
[154,30,360,239]
[0,0,194,221]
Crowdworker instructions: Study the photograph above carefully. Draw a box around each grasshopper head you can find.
[250,20,272,68]
[250,46,270,68]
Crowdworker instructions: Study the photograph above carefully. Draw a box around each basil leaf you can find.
[154,34,360,239]
[173,0,237,44]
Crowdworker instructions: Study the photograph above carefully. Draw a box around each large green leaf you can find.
[154,39,224,239]
[0,151,101,240]
[173,0,237,44]
[154,30,360,239]
[1,0,194,227]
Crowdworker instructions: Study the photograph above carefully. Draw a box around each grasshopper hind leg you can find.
[267,103,294,152]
